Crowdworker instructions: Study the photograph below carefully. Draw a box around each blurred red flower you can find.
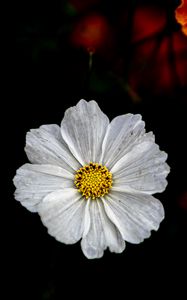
[127,5,187,95]
[131,6,166,42]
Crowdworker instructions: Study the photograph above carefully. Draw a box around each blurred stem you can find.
[88,50,94,71]
[82,49,95,95]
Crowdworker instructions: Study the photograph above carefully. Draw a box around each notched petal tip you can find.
[25,124,80,172]
[38,189,88,245]
[103,192,165,245]
[13,164,74,213]
[61,98,109,165]
[81,240,104,259]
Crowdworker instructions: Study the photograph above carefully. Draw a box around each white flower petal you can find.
[81,200,125,259]
[112,135,170,194]
[38,189,88,244]
[61,100,109,165]
[101,114,145,169]
[103,191,164,244]
[25,124,80,172]
[13,164,74,212]
[81,200,106,259]
[99,200,126,253]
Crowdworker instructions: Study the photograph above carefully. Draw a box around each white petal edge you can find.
[98,200,126,253]
[38,188,90,244]
[61,99,109,165]
[100,114,145,169]
[111,135,170,194]
[103,191,164,244]
[13,164,74,212]
[81,199,125,259]
[81,200,106,259]
[25,124,81,172]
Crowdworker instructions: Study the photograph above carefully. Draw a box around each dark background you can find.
[10,0,187,298]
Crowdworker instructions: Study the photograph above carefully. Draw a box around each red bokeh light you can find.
[71,14,111,53]
[178,191,187,211]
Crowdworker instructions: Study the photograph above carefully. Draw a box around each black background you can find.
[10,0,187,298]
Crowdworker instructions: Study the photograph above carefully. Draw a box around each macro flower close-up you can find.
[13,99,170,259]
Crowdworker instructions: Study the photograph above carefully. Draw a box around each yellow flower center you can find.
[74,162,113,199]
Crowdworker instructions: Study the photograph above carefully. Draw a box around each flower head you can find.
[13,100,170,259]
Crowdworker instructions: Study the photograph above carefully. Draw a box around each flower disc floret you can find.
[75,162,112,199]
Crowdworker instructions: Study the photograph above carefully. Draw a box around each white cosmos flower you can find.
[13,99,170,259]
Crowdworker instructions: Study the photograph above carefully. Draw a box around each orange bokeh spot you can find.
[182,24,187,35]
[71,14,110,52]
[175,0,187,36]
